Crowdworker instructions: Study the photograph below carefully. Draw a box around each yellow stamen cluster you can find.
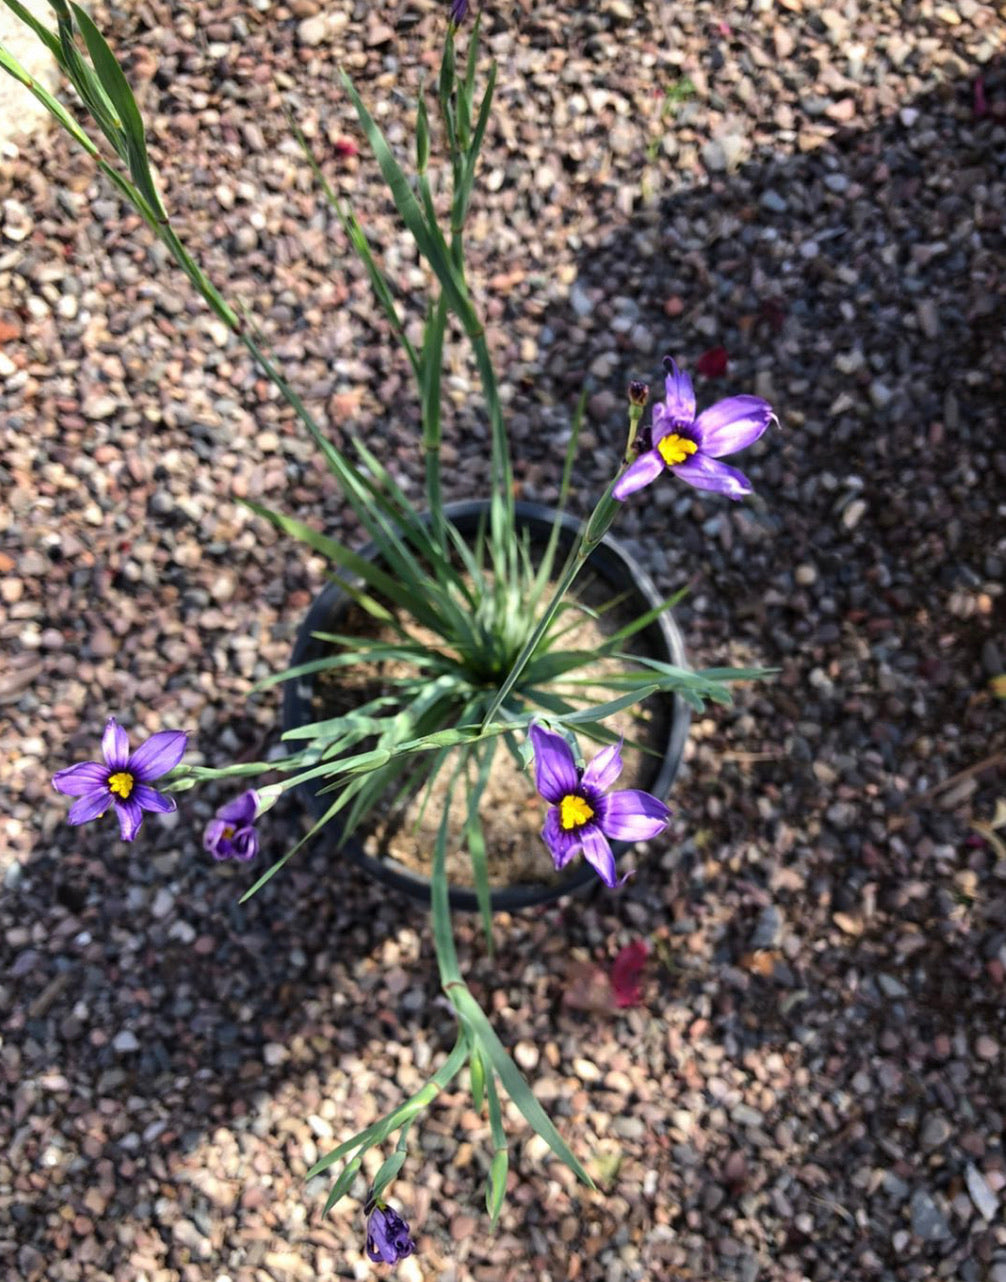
[657,433,698,467]
[108,771,134,799]
[559,794,594,832]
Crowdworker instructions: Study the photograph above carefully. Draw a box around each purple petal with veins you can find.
[612,451,664,501]
[102,717,130,770]
[600,789,672,841]
[579,827,618,888]
[581,740,623,792]
[672,453,753,499]
[662,358,696,425]
[541,809,583,869]
[67,791,112,826]
[128,729,188,782]
[692,394,773,456]
[52,761,109,796]
[529,723,578,803]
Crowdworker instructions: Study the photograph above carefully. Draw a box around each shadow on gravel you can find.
[4,48,1006,1282]
[5,788,460,1262]
[516,55,1006,1273]
[573,55,1003,1269]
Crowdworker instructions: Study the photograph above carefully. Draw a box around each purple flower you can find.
[449,0,469,23]
[204,791,260,862]
[52,716,188,842]
[365,1199,415,1265]
[530,724,671,888]
[612,356,774,501]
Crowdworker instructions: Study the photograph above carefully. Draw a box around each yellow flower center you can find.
[108,771,134,799]
[222,825,235,840]
[657,433,698,467]
[559,794,594,831]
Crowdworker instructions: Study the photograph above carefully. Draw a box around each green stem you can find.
[422,292,450,566]
[431,757,465,987]
[480,389,646,730]
[306,1033,469,1179]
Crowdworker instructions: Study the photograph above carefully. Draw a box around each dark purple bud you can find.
[627,380,649,407]
[366,1200,415,1264]
[449,0,469,23]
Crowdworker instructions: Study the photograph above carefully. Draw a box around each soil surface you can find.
[1,2,1005,1281]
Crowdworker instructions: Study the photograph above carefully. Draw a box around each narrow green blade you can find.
[448,986,594,1188]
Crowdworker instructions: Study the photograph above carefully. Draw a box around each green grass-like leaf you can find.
[240,499,449,635]
[340,69,475,337]
[70,4,166,219]
[369,1144,409,1204]
[321,1156,362,1216]
[431,760,464,987]
[448,984,594,1188]
[464,738,496,951]
[307,1037,469,1181]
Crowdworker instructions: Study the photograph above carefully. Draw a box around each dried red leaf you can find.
[695,346,729,378]
[610,940,649,1008]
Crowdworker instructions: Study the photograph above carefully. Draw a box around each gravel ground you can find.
[2,1,1006,1279]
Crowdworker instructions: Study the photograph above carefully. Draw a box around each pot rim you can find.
[282,500,691,911]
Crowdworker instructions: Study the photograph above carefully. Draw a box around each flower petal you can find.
[127,729,188,783]
[52,761,108,796]
[600,789,671,841]
[366,1239,390,1265]
[67,790,113,826]
[671,452,753,500]
[692,395,772,457]
[101,717,131,770]
[662,357,696,426]
[581,739,623,792]
[541,809,582,869]
[579,827,619,888]
[612,450,664,501]
[115,797,144,842]
[530,723,578,803]
[204,819,259,862]
[231,828,260,862]
[216,790,259,825]
[204,818,230,859]
[132,784,176,815]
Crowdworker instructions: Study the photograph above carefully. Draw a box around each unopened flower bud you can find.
[365,1199,415,1264]
[627,380,649,408]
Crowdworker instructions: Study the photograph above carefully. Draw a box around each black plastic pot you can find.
[282,501,691,911]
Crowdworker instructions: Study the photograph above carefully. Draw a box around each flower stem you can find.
[479,482,624,730]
